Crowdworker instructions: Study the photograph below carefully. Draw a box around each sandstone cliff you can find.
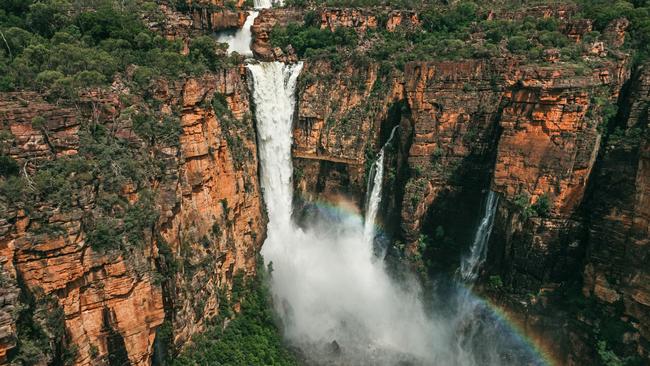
[259,5,648,364]
[0,66,264,365]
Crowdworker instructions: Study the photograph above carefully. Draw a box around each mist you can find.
[248,61,545,366]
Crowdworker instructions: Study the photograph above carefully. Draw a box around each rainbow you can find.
[293,195,557,366]
[454,284,559,366]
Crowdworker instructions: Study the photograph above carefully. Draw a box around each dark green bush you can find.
[0,155,19,177]
[531,194,552,218]
[270,23,357,57]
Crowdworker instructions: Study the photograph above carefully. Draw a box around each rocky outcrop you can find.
[489,60,629,290]
[0,67,265,365]
[318,8,378,32]
[293,59,404,205]
[155,68,266,348]
[251,8,304,61]
[0,91,165,366]
[319,8,419,32]
[400,60,515,255]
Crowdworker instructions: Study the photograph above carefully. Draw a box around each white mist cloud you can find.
[248,61,545,366]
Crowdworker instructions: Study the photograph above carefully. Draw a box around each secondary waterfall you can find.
[459,190,499,283]
[363,125,399,244]
[216,11,258,57]
[248,62,546,365]
[254,0,282,9]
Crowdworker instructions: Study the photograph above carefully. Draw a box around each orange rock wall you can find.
[0,67,264,365]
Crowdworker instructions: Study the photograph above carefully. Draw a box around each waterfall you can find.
[248,63,443,365]
[363,125,399,244]
[248,63,543,365]
[459,191,499,284]
[254,0,283,9]
[247,62,302,230]
[216,11,258,57]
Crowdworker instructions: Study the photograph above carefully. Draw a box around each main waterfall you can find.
[248,61,547,366]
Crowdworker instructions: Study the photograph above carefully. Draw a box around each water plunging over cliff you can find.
[216,11,258,57]
[363,126,399,244]
[248,62,546,366]
[254,0,283,9]
[249,62,441,365]
[459,190,499,283]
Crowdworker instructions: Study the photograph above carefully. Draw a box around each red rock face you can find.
[319,8,378,32]
[156,69,266,347]
[0,67,265,365]
[493,64,627,216]
[0,92,164,365]
[251,8,303,61]
[1,93,80,162]
[401,59,516,244]
[580,64,650,363]
[293,59,404,204]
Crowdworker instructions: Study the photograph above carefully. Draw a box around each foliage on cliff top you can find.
[0,0,238,97]
[270,17,357,59]
[270,1,616,69]
[578,0,650,61]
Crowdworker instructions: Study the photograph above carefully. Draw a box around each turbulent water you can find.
[216,11,258,57]
[248,61,546,366]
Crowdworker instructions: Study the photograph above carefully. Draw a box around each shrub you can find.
[507,35,531,53]
[488,275,504,289]
[531,194,552,217]
[0,155,19,177]
[0,176,27,203]
[172,259,297,365]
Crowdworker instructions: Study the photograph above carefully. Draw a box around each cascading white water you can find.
[363,125,399,244]
[248,62,545,365]
[254,0,283,9]
[247,62,301,229]
[249,62,446,365]
[459,190,499,283]
[451,190,502,365]
[216,11,258,57]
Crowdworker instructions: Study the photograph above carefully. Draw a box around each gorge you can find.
[250,60,545,365]
[0,1,648,366]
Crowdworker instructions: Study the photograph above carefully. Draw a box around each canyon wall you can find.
[258,5,648,364]
[0,67,264,365]
[0,2,647,365]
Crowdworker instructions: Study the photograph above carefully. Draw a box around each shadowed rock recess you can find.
[0,0,648,365]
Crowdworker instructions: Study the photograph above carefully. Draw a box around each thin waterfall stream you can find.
[363,125,399,245]
[459,190,499,284]
[247,61,546,365]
